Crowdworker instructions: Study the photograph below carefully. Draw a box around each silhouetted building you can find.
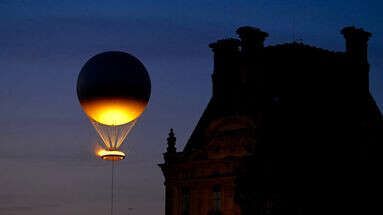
[159,26,381,215]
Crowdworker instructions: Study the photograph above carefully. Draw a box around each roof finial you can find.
[166,128,176,153]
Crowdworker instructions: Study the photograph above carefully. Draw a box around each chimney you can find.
[341,26,372,64]
[341,26,372,93]
[236,26,269,54]
[209,38,240,98]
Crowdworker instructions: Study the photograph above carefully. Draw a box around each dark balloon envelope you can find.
[77,51,151,126]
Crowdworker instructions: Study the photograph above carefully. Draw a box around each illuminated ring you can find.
[98,150,126,161]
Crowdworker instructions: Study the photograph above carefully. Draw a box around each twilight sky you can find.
[0,0,382,215]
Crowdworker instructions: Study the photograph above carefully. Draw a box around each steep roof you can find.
[184,42,343,153]
[182,41,380,153]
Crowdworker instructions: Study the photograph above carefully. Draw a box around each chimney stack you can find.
[341,26,372,93]
[341,26,371,64]
[209,38,241,98]
[236,26,268,54]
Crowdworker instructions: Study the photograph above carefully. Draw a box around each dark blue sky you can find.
[0,1,382,214]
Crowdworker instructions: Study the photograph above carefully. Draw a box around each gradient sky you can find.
[0,1,382,215]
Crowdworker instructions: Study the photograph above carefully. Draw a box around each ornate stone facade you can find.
[160,26,381,215]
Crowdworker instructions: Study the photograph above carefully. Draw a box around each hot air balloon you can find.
[77,51,151,161]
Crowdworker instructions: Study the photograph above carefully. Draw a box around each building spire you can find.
[166,128,176,153]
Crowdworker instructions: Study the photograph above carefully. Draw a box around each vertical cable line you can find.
[116,160,119,215]
[111,160,115,215]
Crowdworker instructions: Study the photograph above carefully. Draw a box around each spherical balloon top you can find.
[77,51,151,126]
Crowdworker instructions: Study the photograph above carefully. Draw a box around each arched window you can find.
[265,199,273,215]
[212,185,222,212]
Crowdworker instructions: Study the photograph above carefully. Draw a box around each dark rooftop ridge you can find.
[236,26,269,40]
[341,26,372,41]
[265,42,344,55]
[209,38,240,52]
